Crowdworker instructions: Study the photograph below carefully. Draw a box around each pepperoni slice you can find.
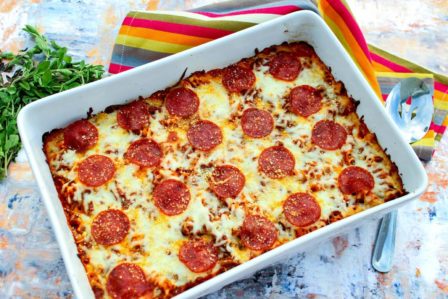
[187,120,222,151]
[269,51,301,81]
[240,215,277,251]
[338,166,374,195]
[222,65,256,92]
[165,87,200,118]
[125,139,163,168]
[106,263,151,299]
[64,120,98,152]
[210,165,245,199]
[78,155,115,187]
[91,209,130,246]
[179,239,218,273]
[258,146,295,179]
[289,85,323,117]
[117,100,149,131]
[241,108,274,138]
[291,42,315,58]
[153,179,190,216]
[311,120,347,150]
[283,193,321,227]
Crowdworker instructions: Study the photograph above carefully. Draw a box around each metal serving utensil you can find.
[372,77,433,273]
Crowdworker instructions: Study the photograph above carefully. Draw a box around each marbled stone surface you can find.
[1,0,447,298]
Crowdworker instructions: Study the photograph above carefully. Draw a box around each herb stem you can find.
[0,25,104,180]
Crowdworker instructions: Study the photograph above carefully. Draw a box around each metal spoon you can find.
[372,77,433,273]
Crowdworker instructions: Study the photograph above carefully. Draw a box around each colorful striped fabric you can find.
[109,0,448,161]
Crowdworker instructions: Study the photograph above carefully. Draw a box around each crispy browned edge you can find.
[42,41,406,298]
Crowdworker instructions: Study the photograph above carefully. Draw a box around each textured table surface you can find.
[1,0,447,298]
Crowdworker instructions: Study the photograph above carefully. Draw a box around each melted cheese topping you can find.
[43,43,404,298]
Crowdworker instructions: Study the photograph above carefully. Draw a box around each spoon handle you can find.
[372,210,397,273]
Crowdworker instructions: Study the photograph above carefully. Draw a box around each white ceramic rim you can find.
[17,11,428,299]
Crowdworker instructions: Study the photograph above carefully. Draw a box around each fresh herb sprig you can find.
[0,25,105,180]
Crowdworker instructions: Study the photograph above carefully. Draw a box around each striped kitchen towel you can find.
[109,0,448,161]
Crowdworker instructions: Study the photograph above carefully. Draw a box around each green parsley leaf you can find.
[0,25,105,180]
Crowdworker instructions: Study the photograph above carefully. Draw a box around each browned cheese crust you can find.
[43,42,405,298]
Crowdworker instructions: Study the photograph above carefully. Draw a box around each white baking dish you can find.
[17,11,427,299]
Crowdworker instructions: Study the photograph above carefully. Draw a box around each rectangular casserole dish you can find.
[17,11,427,299]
